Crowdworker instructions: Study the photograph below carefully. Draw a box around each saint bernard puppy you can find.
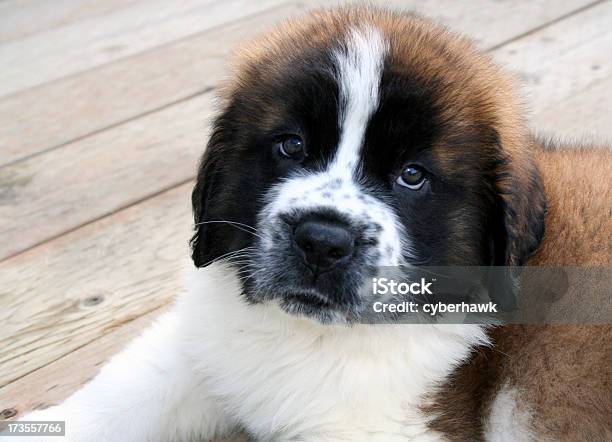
[21,6,611,442]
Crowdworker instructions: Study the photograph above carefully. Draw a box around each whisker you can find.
[194,219,257,231]
[194,220,261,239]
[201,246,256,267]
[240,267,267,285]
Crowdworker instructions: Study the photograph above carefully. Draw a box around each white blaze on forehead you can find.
[331,27,388,175]
[260,26,409,266]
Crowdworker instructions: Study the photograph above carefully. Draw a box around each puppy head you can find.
[191,7,546,322]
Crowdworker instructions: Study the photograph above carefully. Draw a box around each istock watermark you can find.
[372,277,433,295]
[372,300,498,316]
[360,266,611,324]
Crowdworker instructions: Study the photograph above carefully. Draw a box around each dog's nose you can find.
[293,219,355,271]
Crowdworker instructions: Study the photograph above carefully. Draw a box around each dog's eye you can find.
[397,165,426,190]
[277,135,305,158]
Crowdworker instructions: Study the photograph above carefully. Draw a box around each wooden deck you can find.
[1,0,611,420]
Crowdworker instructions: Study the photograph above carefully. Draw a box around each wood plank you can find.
[0,2,304,167]
[533,73,612,139]
[0,0,593,166]
[1,0,586,49]
[0,0,140,43]
[0,183,192,388]
[376,0,594,49]
[0,93,211,261]
[0,0,285,97]
[492,0,612,119]
[0,301,246,440]
[0,306,168,418]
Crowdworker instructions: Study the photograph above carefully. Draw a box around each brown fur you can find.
[531,143,612,267]
[230,6,527,152]
[426,141,612,441]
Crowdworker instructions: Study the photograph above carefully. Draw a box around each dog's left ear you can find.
[493,149,547,266]
[190,111,233,268]
[486,145,547,312]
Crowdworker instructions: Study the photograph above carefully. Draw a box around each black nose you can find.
[293,219,355,271]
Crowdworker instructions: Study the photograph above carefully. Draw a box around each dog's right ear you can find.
[190,112,233,267]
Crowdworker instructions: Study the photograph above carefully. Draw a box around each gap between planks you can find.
[0,0,287,97]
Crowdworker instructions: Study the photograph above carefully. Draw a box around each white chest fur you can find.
[177,264,488,441]
[20,263,488,441]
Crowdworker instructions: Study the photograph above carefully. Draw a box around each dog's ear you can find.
[493,149,547,266]
[485,145,547,312]
[190,112,233,268]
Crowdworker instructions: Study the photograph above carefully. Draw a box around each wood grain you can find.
[0,0,285,97]
[0,306,168,418]
[0,0,140,43]
[375,0,594,49]
[0,94,211,261]
[493,0,612,124]
[0,2,306,167]
[0,183,192,388]
[533,73,612,139]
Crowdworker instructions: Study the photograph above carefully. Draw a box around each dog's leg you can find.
[19,310,235,442]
